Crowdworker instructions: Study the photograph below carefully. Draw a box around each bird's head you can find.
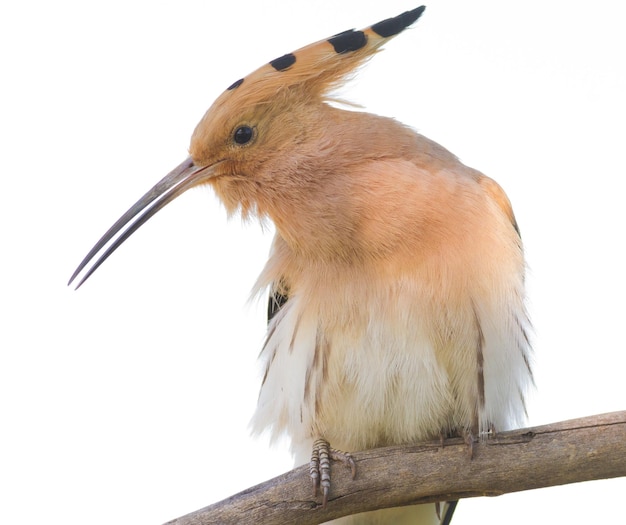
[69,6,425,288]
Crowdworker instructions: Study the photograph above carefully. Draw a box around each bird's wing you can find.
[267,281,289,323]
[478,175,521,237]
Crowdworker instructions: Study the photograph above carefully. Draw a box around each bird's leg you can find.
[438,427,461,449]
[438,427,458,448]
[464,423,497,458]
[310,438,356,508]
[444,427,477,458]
[462,427,481,459]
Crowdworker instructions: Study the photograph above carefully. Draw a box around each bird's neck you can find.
[257,108,417,261]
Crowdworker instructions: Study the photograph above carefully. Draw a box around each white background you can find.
[2,1,625,523]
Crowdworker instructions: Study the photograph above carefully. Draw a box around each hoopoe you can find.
[69,6,533,524]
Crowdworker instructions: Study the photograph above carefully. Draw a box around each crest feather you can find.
[216,6,426,107]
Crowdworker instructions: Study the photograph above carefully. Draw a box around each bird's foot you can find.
[463,428,477,459]
[438,429,458,448]
[309,438,356,508]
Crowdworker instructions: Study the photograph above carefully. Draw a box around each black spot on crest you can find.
[371,5,426,38]
[270,53,296,71]
[328,29,367,53]
[227,78,244,90]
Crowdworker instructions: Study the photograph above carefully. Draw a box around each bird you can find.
[69,5,533,524]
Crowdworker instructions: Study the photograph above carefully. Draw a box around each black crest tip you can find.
[371,5,426,38]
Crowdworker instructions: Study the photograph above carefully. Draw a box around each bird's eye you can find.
[233,125,254,145]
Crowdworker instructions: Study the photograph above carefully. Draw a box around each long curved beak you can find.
[68,157,216,289]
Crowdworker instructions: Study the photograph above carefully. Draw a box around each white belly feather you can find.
[250,270,532,458]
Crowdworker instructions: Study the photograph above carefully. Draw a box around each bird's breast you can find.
[250,244,532,458]
[252,270,473,453]
[249,162,532,457]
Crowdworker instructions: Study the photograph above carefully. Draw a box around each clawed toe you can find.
[309,438,356,507]
[463,429,476,459]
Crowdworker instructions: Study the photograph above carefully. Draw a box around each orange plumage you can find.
[70,7,532,524]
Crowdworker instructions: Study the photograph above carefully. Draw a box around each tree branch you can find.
[164,411,626,525]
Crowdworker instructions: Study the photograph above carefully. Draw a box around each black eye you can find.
[233,125,254,145]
